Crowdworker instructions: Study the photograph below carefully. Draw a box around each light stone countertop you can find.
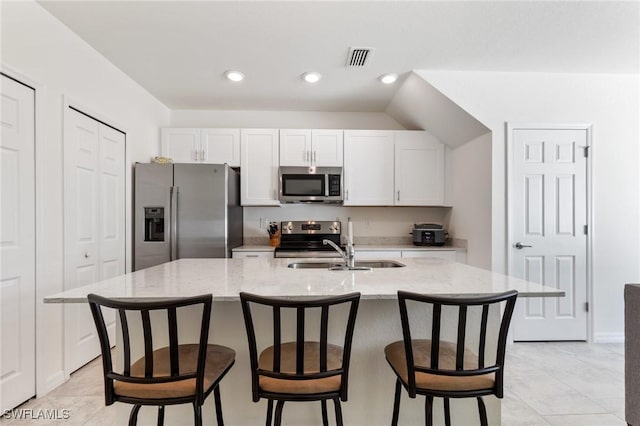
[44,257,562,303]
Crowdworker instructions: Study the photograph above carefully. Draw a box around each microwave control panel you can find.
[328,174,341,196]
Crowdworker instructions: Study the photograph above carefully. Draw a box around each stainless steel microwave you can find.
[278,166,343,203]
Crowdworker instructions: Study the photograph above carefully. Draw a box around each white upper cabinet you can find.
[279,129,343,167]
[311,129,343,167]
[279,129,312,166]
[394,131,446,206]
[343,130,395,206]
[161,128,200,162]
[200,128,240,166]
[241,129,280,206]
[161,128,240,166]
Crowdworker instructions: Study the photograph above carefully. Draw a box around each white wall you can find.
[446,133,493,269]
[170,109,405,130]
[418,70,640,341]
[1,1,170,396]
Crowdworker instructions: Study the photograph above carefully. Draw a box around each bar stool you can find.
[384,290,518,426]
[87,293,235,426]
[239,292,360,426]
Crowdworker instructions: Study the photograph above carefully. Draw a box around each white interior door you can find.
[65,107,123,372]
[0,74,36,411]
[510,127,588,341]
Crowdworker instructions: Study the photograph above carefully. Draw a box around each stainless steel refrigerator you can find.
[134,163,243,271]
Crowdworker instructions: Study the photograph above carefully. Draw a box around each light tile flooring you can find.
[1,342,625,425]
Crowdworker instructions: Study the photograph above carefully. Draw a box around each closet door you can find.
[0,74,36,412]
[64,107,124,373]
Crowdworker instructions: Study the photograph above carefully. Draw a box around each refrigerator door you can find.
[134,163,173,270]
[174,164,228,258]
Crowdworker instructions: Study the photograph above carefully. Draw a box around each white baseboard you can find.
[593,332,624,343]
[44,371,66,394]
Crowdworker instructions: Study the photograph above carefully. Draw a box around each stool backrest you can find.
[240,292,360,401]
[397,290,518,398]
[87,293,212,405]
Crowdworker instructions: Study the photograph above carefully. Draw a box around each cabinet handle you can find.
[397,190,400,201]
[246,255,259,258]
[345,189,349,200]
[201,149,205,161]
[193,149,198,161]
[313,151,317,164]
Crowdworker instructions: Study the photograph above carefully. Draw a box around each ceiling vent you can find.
[346,47,375,67]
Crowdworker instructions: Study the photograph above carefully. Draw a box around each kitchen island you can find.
[45,257,562,425]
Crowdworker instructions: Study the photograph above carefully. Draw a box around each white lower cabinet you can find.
[401,250,466,263]
[355,250,402,260]
[233,251,274,259]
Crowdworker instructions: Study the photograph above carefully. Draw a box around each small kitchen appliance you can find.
[412,223,447,246]
[274,221,344,258]
[278,167,343,203]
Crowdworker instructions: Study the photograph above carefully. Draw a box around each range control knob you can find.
[287,224,293,231]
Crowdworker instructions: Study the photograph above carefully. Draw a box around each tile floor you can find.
[1,342,625,425]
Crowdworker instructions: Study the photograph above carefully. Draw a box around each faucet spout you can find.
[323,239,356,269]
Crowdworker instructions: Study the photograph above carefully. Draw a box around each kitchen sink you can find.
[287,260,405,270]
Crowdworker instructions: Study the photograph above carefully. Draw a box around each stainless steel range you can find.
[274,221,344,258]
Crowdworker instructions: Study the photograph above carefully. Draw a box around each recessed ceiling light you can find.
[379,73,398,84]
[302,72,322,83]
[225,70,245,82]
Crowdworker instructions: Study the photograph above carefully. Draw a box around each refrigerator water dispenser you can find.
[144,207,165,241]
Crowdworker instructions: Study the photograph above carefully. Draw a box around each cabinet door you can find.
[395,131,445,206]
[355,250,402,260]
[279,129,312,166]
[233,251,273,259]
[344,130,394,205]
[241,129,280,205]
[160,128,200,162]
[312,129,343,167]
[402,250,456,261]
[201,128,240,166]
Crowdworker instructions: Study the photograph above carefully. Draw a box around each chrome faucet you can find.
[323,239,356,269]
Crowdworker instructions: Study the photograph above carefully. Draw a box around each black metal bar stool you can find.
[239,291,360,426]
[384,290,518,426]
[88,293,235,426]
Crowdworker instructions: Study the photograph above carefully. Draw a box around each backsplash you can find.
[243,205,451,243]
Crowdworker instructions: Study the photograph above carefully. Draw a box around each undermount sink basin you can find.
[287,260,405,270]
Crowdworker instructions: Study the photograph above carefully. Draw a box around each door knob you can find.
[84,252,90,258]
[515,242,532,249]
